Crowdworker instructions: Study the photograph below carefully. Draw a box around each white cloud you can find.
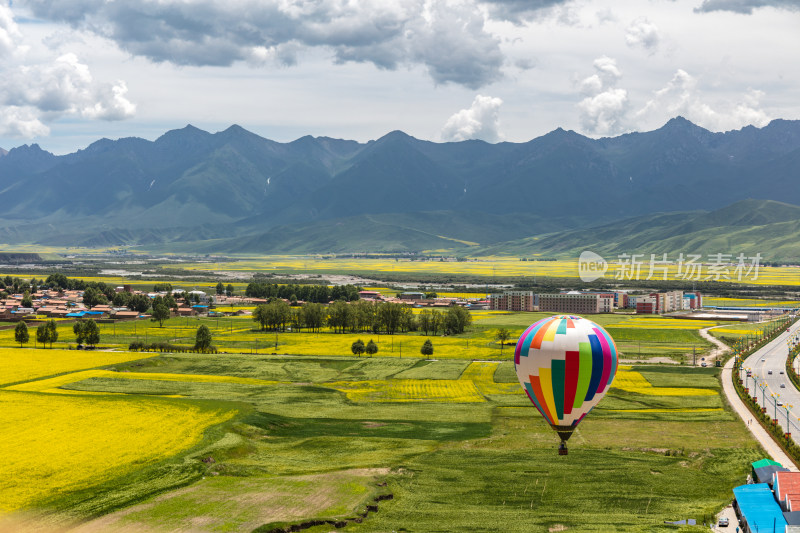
[0,106,49,138]
[578,88,629,135]
[441,94,503,142]
[1,53,136,120]
[576,56,629,135]
[0,6,136,139]
[0,2,24,57]
[625,17,660,52]
[634,69,770,130]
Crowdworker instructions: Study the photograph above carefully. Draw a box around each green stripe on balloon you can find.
[552,359,566,419]
[575,341,592,409]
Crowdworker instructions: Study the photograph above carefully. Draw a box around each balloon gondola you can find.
[514,315,618,455]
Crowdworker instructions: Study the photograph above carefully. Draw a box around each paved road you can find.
[741,320,800,438]
[722,356,798,470]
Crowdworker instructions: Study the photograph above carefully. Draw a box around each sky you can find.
[0,0,798,154]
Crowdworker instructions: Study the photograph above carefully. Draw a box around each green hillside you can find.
[477,199,800,261]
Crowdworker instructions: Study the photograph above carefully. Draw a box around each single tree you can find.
[45,319,58,348]
[301,302,325,332]
[444,306,472,335]
[496,328,511,355]
[36,323,49,347]
[129,294,151,314]
[83,319,100,347]
[253,304,269,331]
[14,321,29,347]
[420,339,434,356]
[226,284,234,296]
[21,291,33,308]
[327,300,352,334]
[195,324,212,352]
[215,281,225,295]
[366,339,378,356]
[151,302,170,327]
[37,319,58,348]
[351,339,365,356]
[113,290,132,307]
[73,321,86,344]
[82,287,108,308]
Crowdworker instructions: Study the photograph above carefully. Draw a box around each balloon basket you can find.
[558,442,568,455]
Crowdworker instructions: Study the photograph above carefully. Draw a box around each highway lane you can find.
[741,319,800,437]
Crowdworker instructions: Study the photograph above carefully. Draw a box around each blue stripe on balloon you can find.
[584,333,604,402]
[518,318,549,361]
[515,322,538,363]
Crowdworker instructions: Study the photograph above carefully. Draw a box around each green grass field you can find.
[0,305,763,531]
[3,352,755,532]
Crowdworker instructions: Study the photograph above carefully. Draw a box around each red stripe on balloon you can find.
[563,350,579,415]
[530,375,554,425]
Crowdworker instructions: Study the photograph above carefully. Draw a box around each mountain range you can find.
[1,117,800,260]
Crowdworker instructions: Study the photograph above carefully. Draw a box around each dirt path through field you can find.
[698,326,731,364]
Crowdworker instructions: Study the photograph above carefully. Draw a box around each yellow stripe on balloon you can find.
[543,320,558,343]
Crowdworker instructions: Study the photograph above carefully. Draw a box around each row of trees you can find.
[351,338,434,356]
[253,300,326,332]
[252,300,473,336]
[14,318,102,348]
[245,282,361,303]
[73,320,100,346]
[215,282,235,296]
[14,320,58,348]
[13,317,217,352]
[351,339,378,356]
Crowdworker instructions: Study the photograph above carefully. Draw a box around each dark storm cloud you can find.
[694,0,800,14]
[19,0,505,88]
[479,0,571,21]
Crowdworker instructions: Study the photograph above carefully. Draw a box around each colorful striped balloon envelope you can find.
[514,315,618,454]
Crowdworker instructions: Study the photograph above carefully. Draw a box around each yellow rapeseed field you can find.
[7,370,277,394]
[459,362,518,395]
[328,379,484,403]
[172,255,800,286]
[328,361,520,402]
[611,369,716,396]
[0,348,153,386]
[436,292,488,299]
[0,390,236,513]
[602,318,719,330]
[608,408,723,413]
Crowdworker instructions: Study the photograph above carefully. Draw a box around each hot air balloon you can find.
[514,314,618,455]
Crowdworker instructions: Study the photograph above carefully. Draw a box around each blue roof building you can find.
[734,483,787,533]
